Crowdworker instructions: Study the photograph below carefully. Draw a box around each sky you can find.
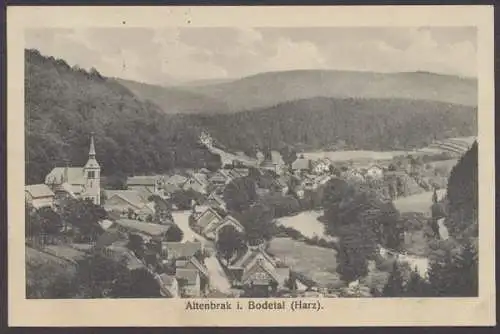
[25,27,477,85]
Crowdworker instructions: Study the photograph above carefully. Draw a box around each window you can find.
[87,171,95,179]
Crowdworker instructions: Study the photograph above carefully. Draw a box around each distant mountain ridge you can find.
[119,69,477,115]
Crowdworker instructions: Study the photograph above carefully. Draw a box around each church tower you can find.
[83,133,101,205]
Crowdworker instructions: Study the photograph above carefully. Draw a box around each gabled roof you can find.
[115,219,171,236]
[176,257,209,278]
[25,184,55,198]
[176,268,200,285]
[105,190,149,209]
[194,207,223,229]
[127,176,158,186]
[241,258,281,284]
[45,167,85,185]
[94,228,123,250]
[209,215,245,234]
[163,241,202,259]
[232,246,276,269]
[291,158,311,170]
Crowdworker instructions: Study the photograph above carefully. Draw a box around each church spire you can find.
[89,132,96,158]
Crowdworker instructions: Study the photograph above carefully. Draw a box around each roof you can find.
[209,215,245,234]
[105,190,149,209]
[176,257,209,278]
[195,207,223,229]
[233,246,276,269]
[115,219,171,236]
[94,229,123,250]
[241,258,281,284]
[271,151,285,165]
[158,273,177,286]
[291,158,311,170]
[25,184,55,198]
[176,268,199,285]
[166,174,188,186]
[162,241,202,259]
[127,176,158,186]
[45,167,85,185]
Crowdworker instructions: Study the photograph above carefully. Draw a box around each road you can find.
[172,210,204,243]
[172,209,232,293]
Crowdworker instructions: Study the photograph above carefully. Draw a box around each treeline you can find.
[189,97,477,153]
[25,49,221,184]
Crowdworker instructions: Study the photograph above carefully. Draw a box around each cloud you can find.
[25,27,477,84]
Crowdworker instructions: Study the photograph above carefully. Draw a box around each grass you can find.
[268,237,342,288]
[393,189,446,215]
[302,150,407,162]
[276,210,335,241]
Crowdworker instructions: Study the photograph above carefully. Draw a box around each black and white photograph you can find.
[7,5,494,327]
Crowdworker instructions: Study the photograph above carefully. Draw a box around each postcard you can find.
[7,5,495,326]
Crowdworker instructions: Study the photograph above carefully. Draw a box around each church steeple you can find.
[89,132,96,158]
[83,132,101,205]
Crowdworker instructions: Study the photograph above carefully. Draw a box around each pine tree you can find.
[427,242,478,297]
[404,269,431,297]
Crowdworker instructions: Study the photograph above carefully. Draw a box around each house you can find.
[25,184,55,209]
[366,165,385,179]
[176,268,201,297]
[199,131,214,148]
[183,173,208,194]
[206,192,226,212]
[229,246,286,296]
[103,190,154,219]
[114,219,173,243]
[204,215,245,241]
[311,158,332,175]
[175,256,210,294]
[45,134,101,205]
[127,176,163,194]
[291,157,312,173]
[161,241,203,261]
[191,207,224,234]
[156,273,179,297]
[233,168,250,177]
[208,171,231,187]
[100,239,145,271]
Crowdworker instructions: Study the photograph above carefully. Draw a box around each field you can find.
[268,237,342,288]
[393,189,447,215]
[302,150,407,162]
[275,210,336,241]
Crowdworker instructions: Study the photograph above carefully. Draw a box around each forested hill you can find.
[25,49,221,184]
[113,78,232,114]
[189,97,477,153]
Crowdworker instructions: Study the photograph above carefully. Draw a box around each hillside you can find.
[114,78,231,114]
[180,70,477,113]
[25,49,220,184]
[189,97,477,153]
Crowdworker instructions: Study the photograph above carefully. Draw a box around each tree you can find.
[382,262,406,297]
[336,238,369,283]
[427,242,478,297]
[224,177,258,213]
[127,233,145,259]
[238,202,276,246]
[404,269,431,297]
[216,225,246,264]
[446,142,478,238]
[59,198,106,242]
[164,224,184,242]
[30,206,63,244]
[74,253,131,298]
[111,268,162,298]
[171,190,196,211]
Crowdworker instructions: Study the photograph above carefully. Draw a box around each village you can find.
[25,131,472,298]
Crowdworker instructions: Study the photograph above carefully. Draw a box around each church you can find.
[44,133,101,205]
